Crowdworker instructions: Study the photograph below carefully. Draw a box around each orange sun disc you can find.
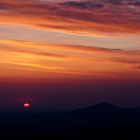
[24,103,30,108]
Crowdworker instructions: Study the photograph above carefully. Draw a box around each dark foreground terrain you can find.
[0,103,140,139]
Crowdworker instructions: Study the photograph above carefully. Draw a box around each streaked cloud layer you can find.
[1,23,140,50]
[0,0,140,35]
[0,40,140,80]
[0,0,140,81]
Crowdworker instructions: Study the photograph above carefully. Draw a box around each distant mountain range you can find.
[75,103,123,112]
[0,103,140,138]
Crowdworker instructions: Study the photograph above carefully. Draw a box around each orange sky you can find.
[0,0,140,81]
[0,40,140,81]
[0,0,140,35]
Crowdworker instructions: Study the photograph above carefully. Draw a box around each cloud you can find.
[0,40,140,80]
[0,0,140,36]
[136,65,140,69]
[111,57,140,65]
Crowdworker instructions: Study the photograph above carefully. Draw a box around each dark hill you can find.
[0,103,140,138]
[76,103,122,112]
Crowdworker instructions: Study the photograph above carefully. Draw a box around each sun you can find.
[24,103,30,109]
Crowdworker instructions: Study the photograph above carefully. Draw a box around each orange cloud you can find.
[0,0,140,36]
[0,40,140,81]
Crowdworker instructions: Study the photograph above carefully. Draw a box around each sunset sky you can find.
[0,0,140,110]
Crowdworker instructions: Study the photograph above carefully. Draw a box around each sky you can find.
[0,0,140,110]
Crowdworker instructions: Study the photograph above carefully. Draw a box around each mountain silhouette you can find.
[76,103,122,112]
[0,103,140,138]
